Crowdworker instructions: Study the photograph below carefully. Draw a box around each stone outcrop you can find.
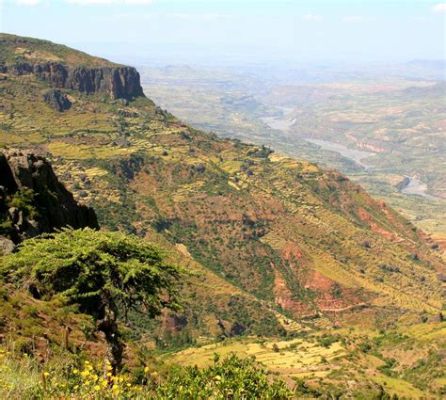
[43,89,72,112]
[0,236,15,255]
[6,62,144,100]
[0,150,98,252]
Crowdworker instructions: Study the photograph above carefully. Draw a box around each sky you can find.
[0,0,445,66]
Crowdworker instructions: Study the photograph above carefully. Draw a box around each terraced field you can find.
[1,35,445,397]
[167,322,446,398]
[141,66,446,244]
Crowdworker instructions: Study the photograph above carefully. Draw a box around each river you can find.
[400,176,437,200]
[260,107,296,131]
[260,111,440,200]
[260,111,376,169]
[304,138,376,169]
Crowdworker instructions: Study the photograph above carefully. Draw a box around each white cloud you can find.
[15,0,42,5]
[433,3,446,12]
[95,11,229,22]
[342,15,364,23]
[9,0,152,4]
[303,14,323,22]
[65,0,153,4]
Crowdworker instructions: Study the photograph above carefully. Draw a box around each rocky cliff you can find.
[4,62,144,100]
[0,33,144,100]
[0,150,98,253]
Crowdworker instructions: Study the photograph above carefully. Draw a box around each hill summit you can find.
[0,33,144,100]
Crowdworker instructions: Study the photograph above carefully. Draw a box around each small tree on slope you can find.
[1,228,182,373]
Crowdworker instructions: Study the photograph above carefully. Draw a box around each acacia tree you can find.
[1,228,182,372]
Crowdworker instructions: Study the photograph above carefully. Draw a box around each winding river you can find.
[260,111,440,201]
[260,111,375,169]
[303,138,376,169]
[400,176,437,200]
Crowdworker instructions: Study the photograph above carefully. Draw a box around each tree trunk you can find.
[97,294,123,374]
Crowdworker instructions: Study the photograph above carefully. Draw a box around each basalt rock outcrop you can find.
[0,150,98,252]
[43,89,72,112]
[6,61,144,100]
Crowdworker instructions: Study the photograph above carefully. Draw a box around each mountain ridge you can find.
[0,34,445,398]
[0,33,144,100]
[0,34,444,323]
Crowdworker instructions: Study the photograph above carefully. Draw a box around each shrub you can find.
[156,354,293,399]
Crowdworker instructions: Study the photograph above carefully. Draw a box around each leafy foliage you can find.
[1,228,183,371]
[2,228,182,317]
[0,349,294,400]
[0,188,38,237]
[155,354,293,399]
[7,188,38,219]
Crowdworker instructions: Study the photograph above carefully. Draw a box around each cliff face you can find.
[0,150,98,252]
[6,62,144,100]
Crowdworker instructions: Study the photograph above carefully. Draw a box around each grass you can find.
[165,327,446,397]
[48,142,137,160]
[0,349,42,399]
[372,375,426,399]
[0,33,119,67]
[405,322,446,341]
[168,336,346,375]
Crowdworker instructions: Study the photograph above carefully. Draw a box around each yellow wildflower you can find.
[81,370,90,378]
[112,386,121,395]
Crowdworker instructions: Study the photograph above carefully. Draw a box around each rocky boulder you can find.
[43,89,71,112]
[0,150,98,248]
[0,236,15,256]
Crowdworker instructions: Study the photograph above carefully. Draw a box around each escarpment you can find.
[0,33,144,100]
[0,150,98,251]
[4,61,144,100]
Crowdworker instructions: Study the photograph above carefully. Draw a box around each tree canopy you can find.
[1,228,183,370]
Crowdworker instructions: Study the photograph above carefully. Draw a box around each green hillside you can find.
[0,33,118,67]
[0,35,445,398]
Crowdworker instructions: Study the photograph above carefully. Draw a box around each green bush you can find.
[156,354,293,399]
[8,188,38,219]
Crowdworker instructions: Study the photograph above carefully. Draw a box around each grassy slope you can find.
[0,36,445,397]
[0,33,118,67]
[141,68,446,243]
[166,321,446,398]
[1,34,445,323]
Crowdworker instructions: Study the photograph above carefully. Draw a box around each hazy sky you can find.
[1,0,445,66]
